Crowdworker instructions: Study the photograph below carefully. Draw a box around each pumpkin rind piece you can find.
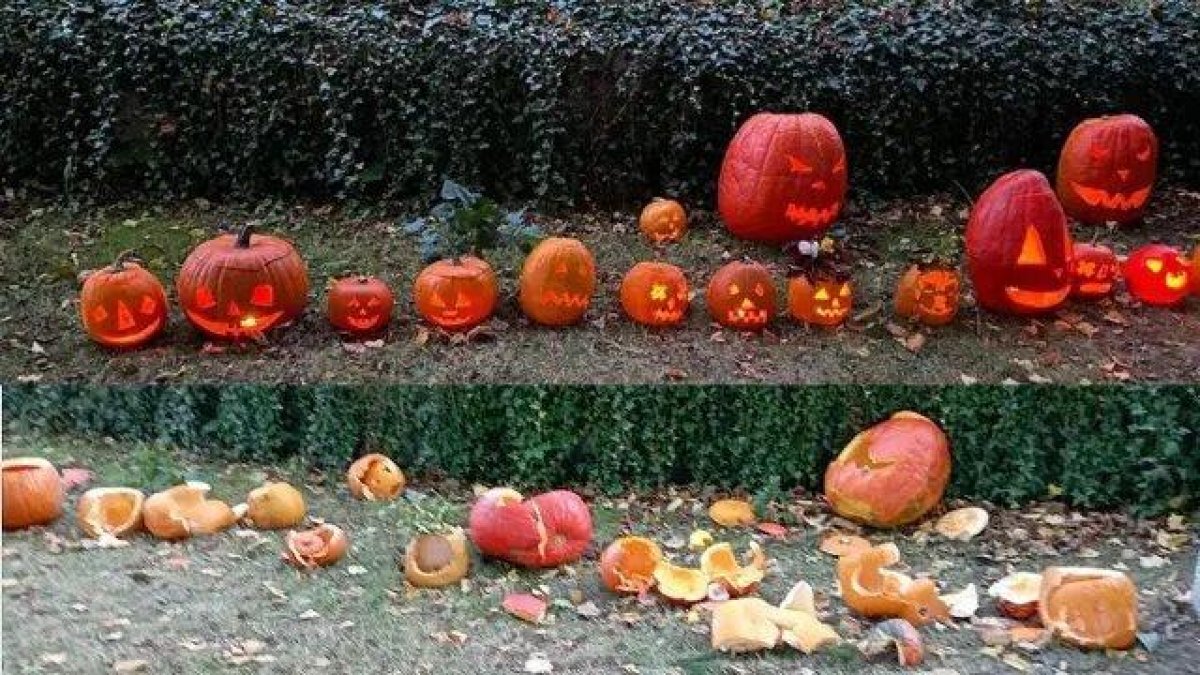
[76,487,145,538]
[1039,566,1138,650]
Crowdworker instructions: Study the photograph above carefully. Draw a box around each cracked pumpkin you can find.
[468,488,592,568]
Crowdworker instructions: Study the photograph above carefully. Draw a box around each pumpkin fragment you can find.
[243,481,306,529]
[76,487,144,539]
[653,561,709,605]
[503,593,548,624]
[934,506,989,541]
[988,572,1043,620]
[599,536,662,594]
[861,618,924,666]
[710,598,782,653]
[699,542,767,596]
[837,543,950,626]
[283,523,349,569]
[708,498,756,527]
[1,457,65,531]
[404,529,471,588]
[346,453,405,502]
[1039,566,1138,650]
[688,529,714,552]
[819,532,870,557]
[143,482,239,540]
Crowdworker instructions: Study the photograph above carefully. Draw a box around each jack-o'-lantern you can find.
[706,261,776,330]
[1124,244,1191,307]
[79,251,169,349]
[620,262,689,327]
[1192,245,1200,296]
[2,457,64,531]
[1057,115,1157,225]
[1069,243,1120,300]
[639,198,688,243]
[894,265,960,326]
[468,488,593,568]
[177,225,309,340]
[966,170,1073,315]
[518,238,597,326]
[718,112,848,242]
[327,276,394,335]
[413,256,497,330]
[788,274,853,327]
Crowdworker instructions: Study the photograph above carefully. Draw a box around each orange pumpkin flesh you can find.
[988,572,1043,620]
[706,261,776,331]
[934,506,989,541]
[639,198,688,243]
[404,530,471,588]
[142,482,240,540]
[76,487,145,539]
[599,536,663,594]
[837,543,950,626]
[327,276,394,334]
[653,561,709,605]
[699,542,767,596]
[894,264,960,326]
[283,523,349,569]
[413,256,498,331]
[79,251,169,349]
[788,275,853,327]
[619,262,689,327]
[518,238,597,326]
[1039,567,1138,650]
[243,482,306,529]
[1,457,64,531]
[708,499,756,527]
[824,411,951,528]
[347,453,406,501]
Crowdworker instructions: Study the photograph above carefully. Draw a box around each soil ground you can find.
[1,436,1197,674]
[1,190,1198,385]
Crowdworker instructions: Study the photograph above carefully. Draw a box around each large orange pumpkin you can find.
[824,412,951,528]
[965,170,1073,315]
[619,262,689,327]
[706,261,776,330]
[639,198,688,243]
[177,224,309,339]
[327,276,394,334]
[468,488,592,568]
[518,238,597,326]
[1039,567,1138,650]
[1056,114,1157,225]
[413,256,498,331]
[894,265,960,326]
[1,457,64,530]
[79,251,169,349]
[718,112,848,242]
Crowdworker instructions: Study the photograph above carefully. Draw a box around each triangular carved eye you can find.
[1017,226,1047,266]
[1136,146,1152,162]
[833,157,846,174]
[814,287,830,301]
[454,292,472,309]
[91,305,109,323]
[839,283,851,297]
[727,283,740,296]
[1145,258,1163,274]
[650,284,668,301]
[428,293,446,308]
[367,297,381,308]
[195,286,217,309]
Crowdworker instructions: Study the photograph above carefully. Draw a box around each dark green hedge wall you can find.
[2,1,1198,205]
[5,384,1197,515]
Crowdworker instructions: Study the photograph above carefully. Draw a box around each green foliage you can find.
[4,384,1197,515]
[403,180,540,262]
[4,1,1198,205]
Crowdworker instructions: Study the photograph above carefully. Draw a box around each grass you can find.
[2,435,1197,674]
[1,190,1198,384]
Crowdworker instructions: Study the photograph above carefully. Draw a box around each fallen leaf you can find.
[575,601,602,619]
[755,522,789,539]
[60,468,94,490]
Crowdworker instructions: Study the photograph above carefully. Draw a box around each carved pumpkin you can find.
[283,523,349,569]
[788,274,853,327]
[718,112,848,242]
[243,481,306,530]
[1069,243,1120,300]
[403,529,471,588]
[468,488,592,568]
[836,543,950,626]
[1,457,64,530]
[1039,567,1137,650]
[79,251,168,349]
[518,238,597,326]
[620,262,689,327]
[1057,114,1157,225]
[413,256,498,331]
[824,411,951,528]
[346,453,405,501]
[1124,244,1191,307]
[639,198,688,243]
[966,170,1073,315]
[327,276,394,335]
[177,225,309,339]
[76,487,145,539]
[599,536,663,594]
[706,261,776,330]
[143,482,240,540]
[1192,245,1200,296]
[894,265,960,326]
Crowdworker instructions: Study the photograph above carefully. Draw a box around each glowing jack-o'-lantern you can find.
[718,112,848,242]
[706,261,776,330]
[1069,244,1120,300]
[1124,244,1191,307]
[518,238,597,326]
[788,274,853,327]
[966,170,1073,315]
[1057,114,1157,225]
[620,262,689,327]
[639,198,688,243]
[79,251,169,349]
[177,225,309,340]
[894,265,960,326]
[1192,245,1200,296]
[414,256,498,331]
[327,276,394,335]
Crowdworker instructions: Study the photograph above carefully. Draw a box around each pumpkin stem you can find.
[111,249,140,270]
[235,223,254,248]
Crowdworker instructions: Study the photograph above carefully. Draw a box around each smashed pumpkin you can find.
[283,523,349,569]
[468,488,592,568]
[988,571,1043,620]
[653,561,709,605]
[347,453,405,501]
[76,487,145,539]
[836,543,950,626]
[700,542,767,597]
[1039,567,1138,650]
[599,536,663,594]
[708,498,756,527]
[143,482,240,540]
[404,529,471,588]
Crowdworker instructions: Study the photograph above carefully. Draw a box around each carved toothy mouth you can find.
[345,314,382,331]
[100,316,165,347]
[650,308,684,323]
[918,297,954,316]
[1070,183,1151,210]
[540,291,590,309]
[725,308,768,326]
[1003,286,1070,310]
[184,310,285,339]
[430,309,479,328]
[813,306,848,320]
[1076,282,1113,295]
[784,203,840,228]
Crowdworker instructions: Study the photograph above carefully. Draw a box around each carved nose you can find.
[1116,169,1130,182]
[226,301,242,317]
[740,298,756,309]
[811,180,827,191]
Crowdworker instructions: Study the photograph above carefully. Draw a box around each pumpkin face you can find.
[177,225,309,339]
[639,198,688,243]
[788,275,852,327]
[327,276,394,334]
[1057,115,1157,225]
[1124,244,1191,307]
[824,412,951,528]
[719,113,848,242]
[965,170,1073,315]
[468,488,593,568]
[706,261,776,330]
[1,457,64,531]
[79,253,168,349]
[518,238,597,326]
[620,262,689,327]
[1069,244,1120,300]
[414,256,497,330]
[894,265,960,326]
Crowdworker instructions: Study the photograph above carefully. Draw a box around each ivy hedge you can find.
[2,1,1198,205]
[5,384,1198,516]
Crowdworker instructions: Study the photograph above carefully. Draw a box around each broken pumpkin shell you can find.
[988,571,1043,620]
[599,536,663,594]
[711,597,782,653]
[699,541,767,596]
[653,561,709,605]
[142,482,240,540]
[934,506,989,541]
[708,498,756,527]
[861,618,925,666]
[76,487,145,539]
[940,583,980,619]
[283,523,349,569]
[503,593,548,624]
[346,453,406,501]
[243,481,306,529]
[404,529,471,588]
[1039,566,1138,650]
[837,543,950,626]
[688,529,714,552]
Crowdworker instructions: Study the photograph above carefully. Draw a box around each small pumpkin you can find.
[403,529,471,588]
[468,488,592,568]
[619,262,689,327]
[413,256,498,331]
[327,276,394,334]
[346,453,405,501]
[894,264,960,326]
[177,224,309,340]
[143,482,240,540]
[79,251,169,349]
[76,487,145,539]
[639,198,688,243]
[243,481,306,530]
[519,238,597,326]
[788,273,853,327]
[837,543,950,626]
[1039,567,1137,650]
[599,536,663,594]
[652,561,709,605]
[706,261,776,330]
[1069,243,1120,300]
[283,523,349,569]
[1056,114,1157,225]
[1124,243,1191,307]
[1,457,65,531]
